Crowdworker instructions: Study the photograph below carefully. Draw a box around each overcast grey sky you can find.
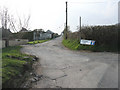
[0,0,119,34]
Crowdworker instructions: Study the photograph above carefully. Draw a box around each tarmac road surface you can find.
[21,36,118,88]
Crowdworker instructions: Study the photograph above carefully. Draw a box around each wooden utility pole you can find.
[79,16,81,41]
[65,1,68,39]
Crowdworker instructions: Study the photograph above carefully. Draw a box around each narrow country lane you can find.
[21,36,118,88]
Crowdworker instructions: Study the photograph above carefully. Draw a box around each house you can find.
[33,29,55,40]
[46,30,54,38]
[46,30,54,34]
[0,28,12,39]
[1,28,29,48]
[19,27,29,32]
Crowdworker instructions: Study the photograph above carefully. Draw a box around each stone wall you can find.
[2,40,5,48]
[1,39,28,48]
[0,40,5,48]
[9,39,28,46]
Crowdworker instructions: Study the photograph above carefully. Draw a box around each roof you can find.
[46,30,54,34]
[19,27,28,32]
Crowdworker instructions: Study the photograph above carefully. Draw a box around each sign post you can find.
[80,39,95,45]
[79,16,81,41]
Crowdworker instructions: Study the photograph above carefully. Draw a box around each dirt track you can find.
[21,36,118,88]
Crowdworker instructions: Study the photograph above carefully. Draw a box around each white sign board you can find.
[80,39,95,45]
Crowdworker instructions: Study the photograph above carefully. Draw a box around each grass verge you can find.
[62,39,118,52]
[2,46,36,88]
[27,39,50,44]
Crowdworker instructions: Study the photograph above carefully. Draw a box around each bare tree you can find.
[0,7,19,33]
[0,6,31,42]
[0,7,11,47]
[23,14,30,30]
[18,14,31,31]
[8,15,18,33]
[0,7,31,32]
[0,7,9,29]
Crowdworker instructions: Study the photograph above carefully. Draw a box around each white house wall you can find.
[39,33,52,40]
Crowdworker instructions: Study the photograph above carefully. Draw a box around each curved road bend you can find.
[21,37,118,88]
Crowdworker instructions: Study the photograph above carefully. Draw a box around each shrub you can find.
[65,25,119,52]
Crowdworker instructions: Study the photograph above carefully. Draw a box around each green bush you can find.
[62,39,80,50]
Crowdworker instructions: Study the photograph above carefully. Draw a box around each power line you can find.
[69,1,117,4]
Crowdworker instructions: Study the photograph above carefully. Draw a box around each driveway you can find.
[21,37,118,88]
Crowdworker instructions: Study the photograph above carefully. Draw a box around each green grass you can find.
[27,39,50,44]
[2,46,34,85]
[62,39,118,52]
[62,39,80,50]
